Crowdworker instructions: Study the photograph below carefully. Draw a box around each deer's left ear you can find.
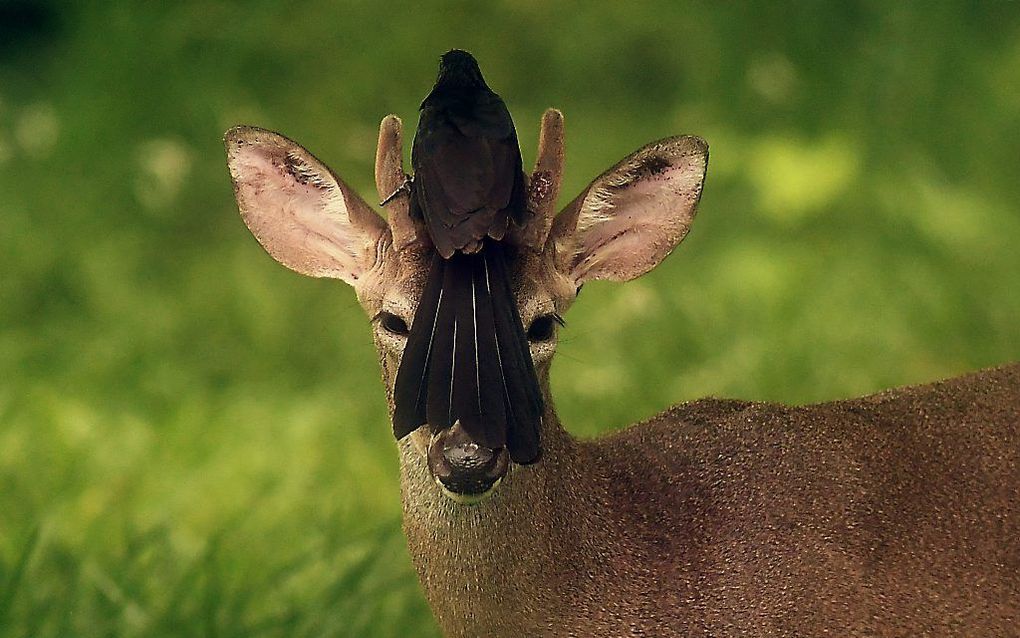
[225,126,388,287]
[548,136,708,285]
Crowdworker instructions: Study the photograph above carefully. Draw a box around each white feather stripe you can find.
[484,257,516,423]
[449,317,457,426]
[471,274,482,416]
[414,287,443,413]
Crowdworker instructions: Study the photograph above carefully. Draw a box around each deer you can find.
[225,109,1019,637]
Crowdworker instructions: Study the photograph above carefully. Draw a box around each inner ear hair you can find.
[225,126,388,285]
[549,135,708,285]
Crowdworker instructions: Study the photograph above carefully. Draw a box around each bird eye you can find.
[527,314,564,342]
[378,312,409,336]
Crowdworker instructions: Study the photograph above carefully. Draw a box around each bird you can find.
[391,49,543,465]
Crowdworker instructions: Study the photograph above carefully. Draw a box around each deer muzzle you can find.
[427,421,509,504]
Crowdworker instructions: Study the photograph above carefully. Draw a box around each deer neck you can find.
[396,400,597,635]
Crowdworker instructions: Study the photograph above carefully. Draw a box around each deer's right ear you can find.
[225,126,388,286]
[548,136,708,286]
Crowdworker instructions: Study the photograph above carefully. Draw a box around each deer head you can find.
[224,110,708,504]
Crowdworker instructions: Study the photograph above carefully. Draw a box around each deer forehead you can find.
[362,245,574,322]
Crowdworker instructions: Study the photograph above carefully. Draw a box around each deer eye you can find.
[377,312,409,336]
[527,313,564,343]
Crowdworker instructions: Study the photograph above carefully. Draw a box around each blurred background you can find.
[1,1,1018,636]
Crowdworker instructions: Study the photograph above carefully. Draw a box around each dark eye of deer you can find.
[527,315,559,342]
[379,312,409,336]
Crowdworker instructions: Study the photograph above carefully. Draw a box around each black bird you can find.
[391,50,543,464]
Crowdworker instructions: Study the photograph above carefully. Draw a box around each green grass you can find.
[2,2,1019,635]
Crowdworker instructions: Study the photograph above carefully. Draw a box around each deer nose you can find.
[427,422,509,503]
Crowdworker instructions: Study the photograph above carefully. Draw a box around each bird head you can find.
[435,49,489,90]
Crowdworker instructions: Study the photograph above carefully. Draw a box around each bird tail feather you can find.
[392,242,543,463]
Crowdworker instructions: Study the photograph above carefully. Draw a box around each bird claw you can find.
[380,176,412,207]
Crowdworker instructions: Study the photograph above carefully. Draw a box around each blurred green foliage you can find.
[1,1,1018,636]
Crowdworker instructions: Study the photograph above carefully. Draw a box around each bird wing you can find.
[412,99,523,256]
